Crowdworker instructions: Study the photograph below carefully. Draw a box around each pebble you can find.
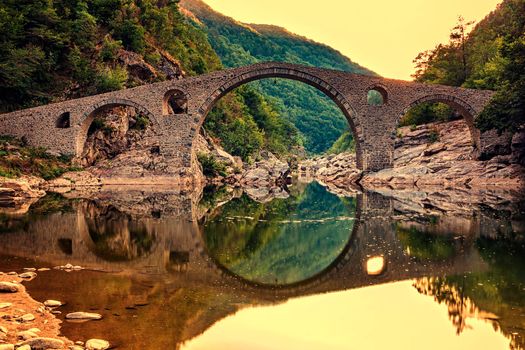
[86,339,110,350]
[65,312,102,320]
[18,272,37,279]
[23,337,65,349]
[44,300,62,307]
[37,268,51,272]
[17,313,35,323]
[17,330,39,340]
[0,303,12,309]
[23,268,36,272]
[6,272,17,276]
[0,282,19,293]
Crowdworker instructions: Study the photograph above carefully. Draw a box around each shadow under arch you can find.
[75,99,159,156]
[400,94,481,151]
[195,64,364,169]
[196,194,364,296]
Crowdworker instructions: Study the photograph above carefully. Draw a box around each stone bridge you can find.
[0,62,494,172]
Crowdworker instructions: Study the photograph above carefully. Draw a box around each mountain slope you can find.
[180,0,376,153]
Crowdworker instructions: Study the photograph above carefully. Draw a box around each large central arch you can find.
[194,66,364,169]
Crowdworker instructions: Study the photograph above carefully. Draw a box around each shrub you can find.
[95,65,128,93]
[130,114,149,130]
[100,36,123,62]
[428,128,440,143]
[197,153,228,178]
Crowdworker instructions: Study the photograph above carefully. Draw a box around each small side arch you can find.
[366,84,389,106]
[76,99,157,156]
[163,89,188,115]
[56,112,71,128]
[401,94,480,150]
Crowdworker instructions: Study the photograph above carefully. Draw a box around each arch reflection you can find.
[201,182,358,287]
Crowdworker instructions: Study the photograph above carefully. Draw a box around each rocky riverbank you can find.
[0,269,112,350]
[300,120,525,191]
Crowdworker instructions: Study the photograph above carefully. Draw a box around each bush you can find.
[100,36,123,62]
[198,153,228,178]
[428,128,440,143]
[95,65,128,93]
[130,114,149,130]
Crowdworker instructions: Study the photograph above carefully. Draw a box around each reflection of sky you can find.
[182,280,510,350]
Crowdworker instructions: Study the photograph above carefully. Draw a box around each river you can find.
[0,180,523,349]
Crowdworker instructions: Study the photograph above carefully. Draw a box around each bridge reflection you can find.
[0,183,523,349]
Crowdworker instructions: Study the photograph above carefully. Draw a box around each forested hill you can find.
[180,0,376,153]
[412,0,525,134]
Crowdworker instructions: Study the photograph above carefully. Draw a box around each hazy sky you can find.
[201,0,502,80]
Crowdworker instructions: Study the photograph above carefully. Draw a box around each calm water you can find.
[0,181,524,349]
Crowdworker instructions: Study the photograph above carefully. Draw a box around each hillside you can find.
[0,0,302,167]
[180,0,376,154]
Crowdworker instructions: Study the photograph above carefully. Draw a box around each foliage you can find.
[411,1,525,132]
[400,102,457,127]
[95,65,129,93]
[203,182,357,285]
[0,136,82,180]
[197,153,228,177]
[130,114,150,130]
[396,224,456,261]
[0,0,222,112]
[181,0,375,153]
[327,130,355,154]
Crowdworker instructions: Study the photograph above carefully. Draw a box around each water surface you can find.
[0,181,523,349]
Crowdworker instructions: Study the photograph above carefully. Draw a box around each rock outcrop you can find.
[300,120,525,191]
[0,177,46,214]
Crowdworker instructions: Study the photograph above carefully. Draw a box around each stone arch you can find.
[76,99,158,156]
[195,66,364,169]
[163,89,188,115]
[401,94,480,150]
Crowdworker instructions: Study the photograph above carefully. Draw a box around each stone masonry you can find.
[0,62,494,173]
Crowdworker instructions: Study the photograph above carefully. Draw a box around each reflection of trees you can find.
[0,193,74,234]
[414,234,525,350]
[85,203,155,261]
[203,182,356,285]
[396,224,458,261]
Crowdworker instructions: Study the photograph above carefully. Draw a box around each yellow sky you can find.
[201,0,502,80]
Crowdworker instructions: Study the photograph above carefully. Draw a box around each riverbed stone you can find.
[44,300,62,307]
[18,330,39,340]
[0,302,12,309]
[65,312,102,320]
[23,337,65,350]
[18,272,37,279]
[86,339,110,350]
[0,282,19,293]
[17,313,36,322]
